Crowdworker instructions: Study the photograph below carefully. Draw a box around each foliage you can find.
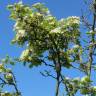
[7,2,80,68]
[0,0,96,96]
[0,58,21,96]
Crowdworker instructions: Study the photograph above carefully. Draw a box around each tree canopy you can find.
[1,0,96,96]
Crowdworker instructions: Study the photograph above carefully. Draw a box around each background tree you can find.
[0,56,20,96]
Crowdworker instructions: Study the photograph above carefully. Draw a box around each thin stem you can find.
[88,14,96,78]
[60,75,72,96]
[12,83,20,95]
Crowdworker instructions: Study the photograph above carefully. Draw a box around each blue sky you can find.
[0,0,84,96]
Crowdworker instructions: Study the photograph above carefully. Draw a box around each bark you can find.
[55,72,60,96]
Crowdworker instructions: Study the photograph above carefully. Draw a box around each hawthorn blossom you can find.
[20,49,30,60]
[72,45,79,49]
[18,29,26,37]
[67,16,80,25]
[50,27,61,33]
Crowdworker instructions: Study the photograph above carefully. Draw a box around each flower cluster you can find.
[50,16,80,34]
[50,27,61,33]
[0,63,20,96]
[64,76,96,95]
[66,16,80,25]
[20,49,30,61]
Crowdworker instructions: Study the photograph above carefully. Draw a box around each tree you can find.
[0,56,20,96]
[7,2,81,96]
[1,0,96,96]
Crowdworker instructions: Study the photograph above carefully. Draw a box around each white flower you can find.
[1,92,5,96]
[59,18,66,26]
[49,21,55,25]
[45,16,54,21]
[67,16,80,25]
[89,30,93,33]
[94,28,96,31]
[0,64,3,68]
[81,76,90,83]
[89,28,96,33]
[5,73,13,80]
[67,16,80,20]
[13,21,19,30]
[20,49,30,60]
[73,77,80,81]
[32,3,41,7]
[92,86,96,91]
[65,77,70,80]
[35,13,42,17]
[72,45,79,49]
[24,16,28,20]
[50,27,61,33]
[59,18,65,22]
[93,86,96,89]
[18,1,23,5]
[0,64,4,73]
[46,10,50,15]
[18,29,26,37]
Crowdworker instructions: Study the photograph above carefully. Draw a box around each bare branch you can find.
[40,70,56,79]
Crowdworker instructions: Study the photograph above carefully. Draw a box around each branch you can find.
[88,9,96,77]
[60,75,72,96]
[40,70,56,79]
[41,59,55,67]
[11,72,21,95]
[71,65,86,73]
[0,77,6,84]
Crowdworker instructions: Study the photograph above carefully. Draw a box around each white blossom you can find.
[15,30,26,40]
[72,45,79,49]
[18,29,26,37]
[13,21,19,30]
[73,77,80,81]
[18,1,23,5]
[81,76,90,83]
[93,86,96,89]
[45,16,54,21]
[65,77,70,80]
[67,16,80,25]
[90,28,96,33]
[5,73,13,79]
[0,64,3,68]
[32,3,41,7]
[46,10,50,15]
[50,27,61,33]
[59,18,65,22]
[92,86,96,91]
[59,18,66,26]
[20,49,30,60]
[35,13,42,16]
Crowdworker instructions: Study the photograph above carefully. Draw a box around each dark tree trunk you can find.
[55,71,60,96]
[55,78,60,96]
